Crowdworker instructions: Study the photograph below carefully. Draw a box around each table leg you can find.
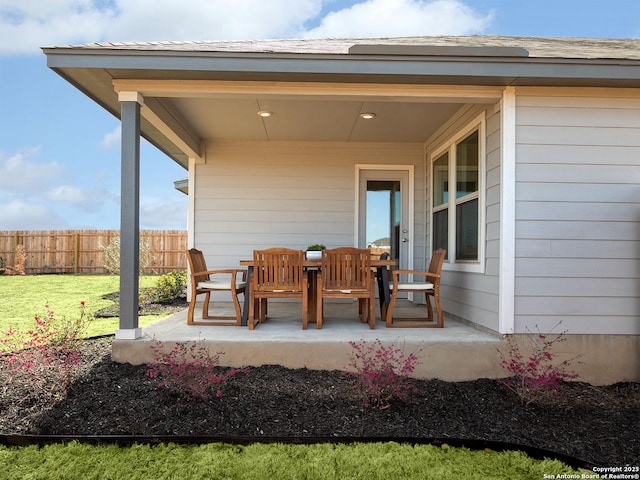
[377,266,390,322]
[307,268,318,324]
[242,266,253,327]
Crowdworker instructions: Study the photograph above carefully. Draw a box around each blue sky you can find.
[1,0,638,230]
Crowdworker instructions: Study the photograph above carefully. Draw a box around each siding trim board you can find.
[499,87,516,334]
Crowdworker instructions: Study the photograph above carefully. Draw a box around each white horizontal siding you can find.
[194,141,424,269]
[517,239,639,259]
[514,87,640,335]
[516,145,640,165]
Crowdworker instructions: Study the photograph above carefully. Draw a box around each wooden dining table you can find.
[239,257,396,327]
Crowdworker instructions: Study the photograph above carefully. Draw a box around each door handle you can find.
[402,238,408,243]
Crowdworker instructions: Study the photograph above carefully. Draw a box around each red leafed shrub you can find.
[497,325,580,406]
[0,302,92,399]
[345,338,420,410]
[146,339,248,400]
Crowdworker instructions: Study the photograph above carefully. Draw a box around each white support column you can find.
[116,91,144,340]
[499,86,517,334]
[187,156,197,249]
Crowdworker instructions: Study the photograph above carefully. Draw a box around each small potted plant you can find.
[306,244,326,260]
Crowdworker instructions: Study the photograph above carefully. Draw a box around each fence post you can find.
[13,231,19,269]
[74,233,80,274]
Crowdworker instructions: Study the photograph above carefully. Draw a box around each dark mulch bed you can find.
[0,337,638,468]
[94,292,188,317]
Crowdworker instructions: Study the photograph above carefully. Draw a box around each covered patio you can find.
[113,299,503,381]
[44,36,640,386]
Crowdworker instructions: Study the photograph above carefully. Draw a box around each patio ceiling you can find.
[107,79,503,167]
[168,95,464,143]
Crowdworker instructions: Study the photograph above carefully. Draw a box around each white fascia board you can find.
[112,79,505,103]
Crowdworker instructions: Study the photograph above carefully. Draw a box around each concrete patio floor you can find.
[112,300,505,381]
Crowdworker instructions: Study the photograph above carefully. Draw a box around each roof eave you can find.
[43,46,640,167]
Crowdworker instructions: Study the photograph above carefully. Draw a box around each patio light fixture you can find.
[359,112,376,119]
[257,110,273,117]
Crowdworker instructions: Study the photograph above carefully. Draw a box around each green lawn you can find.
[0,274,170,337]
[0,441,583,480]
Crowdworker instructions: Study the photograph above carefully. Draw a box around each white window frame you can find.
[429,112,486,273]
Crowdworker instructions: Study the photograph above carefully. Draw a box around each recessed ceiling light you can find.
[257,110,273,117]
[359,112,376,120]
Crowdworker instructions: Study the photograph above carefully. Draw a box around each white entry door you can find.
[357,167,412,271]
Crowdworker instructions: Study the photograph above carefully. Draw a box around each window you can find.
[430,114,485,271]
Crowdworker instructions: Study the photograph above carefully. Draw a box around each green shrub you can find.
[149,270,187,304]
[100,235,156,275]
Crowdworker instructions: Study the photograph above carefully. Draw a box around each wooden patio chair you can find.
[249,248,308,330]
[316,247,376,329]
[385,248,446,328]
[186,248,247,326]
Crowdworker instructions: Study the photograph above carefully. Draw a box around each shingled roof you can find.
[48,35,640,61]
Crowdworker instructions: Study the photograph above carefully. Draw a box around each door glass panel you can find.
[456,131,478,198]
[366,180,401,261]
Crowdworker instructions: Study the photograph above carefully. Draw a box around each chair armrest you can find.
[391,269,439,286]
[391,269,438,278]
[192,268,246,278]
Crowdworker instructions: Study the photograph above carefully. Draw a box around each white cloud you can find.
[0,0,323,54]
[140,197,188,229]
[0,0,492,55]
[100,126,121,150]
[0,0,118,54]
[108,0,322,42]
[46,185,89,203]
[0,148,64,192]
[304,0,493,38]
[45,185,119,213]
[0,199,67,230]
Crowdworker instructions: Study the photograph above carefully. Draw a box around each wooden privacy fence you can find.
[0,230,187,275]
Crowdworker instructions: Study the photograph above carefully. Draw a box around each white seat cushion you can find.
[324,288,369,294]
[391,282,434,291]
[198,280,246,290]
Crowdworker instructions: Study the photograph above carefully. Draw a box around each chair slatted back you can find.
[428,248,447,287]
[187,248,209,284]
[253,248,305,293]
[321,247,372,291]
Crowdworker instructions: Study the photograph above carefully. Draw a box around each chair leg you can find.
[386,290,444,328]
[385,290,398,327]
[433,293,444,328]
[302,291,309,330]
[368,295,375,329]
[316,297,323,329]
[231,289,243,326]
[201,291,211,319]
[260,299,268,323]
[187,291,197,325]
[426,292,434,322]
[359,299,368,323]
[248,294,257,330]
